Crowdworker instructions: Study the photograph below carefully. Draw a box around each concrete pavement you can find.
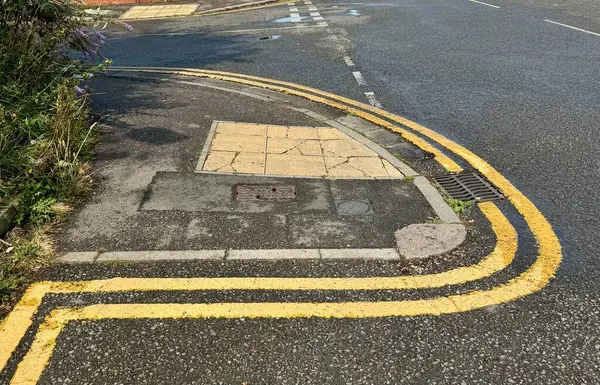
[3,0,596,383]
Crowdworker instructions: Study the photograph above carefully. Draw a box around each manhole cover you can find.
[335,199,374,215]
[236,185,296,202]
[433,172,504,202]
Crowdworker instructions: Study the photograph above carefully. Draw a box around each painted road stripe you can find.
[468,0,500,8]
[12,263,555,385]
[304,0,312,4]
[313,16,324,21]
[364,91,383,108]
[317,21,328,26]
[289,6,298,11]
[103,70,560,284]
[352,71,367,86]
[544,19,600,37]
[308,6,317,11]
[290,12,300,17]
[0,68,561,376]
[0,202,516,374]
[310,11,320,16]
[344,56,355,66]
[108,67,464,171]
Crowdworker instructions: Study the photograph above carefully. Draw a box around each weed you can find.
[0,0,124,314]
[445,198,474,214]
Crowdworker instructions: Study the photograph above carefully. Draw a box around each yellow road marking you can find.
[199,0,289,16]
[0,203,515,373]
[11,259,550,385]
[111,67,463,172]
[1,69,561,382]
[108,68,560,286]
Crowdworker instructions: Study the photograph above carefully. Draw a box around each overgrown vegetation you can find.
[0,0,119,312]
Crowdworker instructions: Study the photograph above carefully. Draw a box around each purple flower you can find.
[92,29,106,43]
[74,86,86,97]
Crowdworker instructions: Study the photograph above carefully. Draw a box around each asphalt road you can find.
[20,0,600,383]
[103,0,600,275]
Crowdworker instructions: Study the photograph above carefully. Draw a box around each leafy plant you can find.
[0,0,125,315]
[445,198,474,214]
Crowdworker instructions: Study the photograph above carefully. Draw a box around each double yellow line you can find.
[0,68,561,384]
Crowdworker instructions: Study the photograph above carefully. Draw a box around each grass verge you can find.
[0,0,118,320]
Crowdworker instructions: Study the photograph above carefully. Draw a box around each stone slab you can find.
[227,249,320,260]
[97,250,225,261]
[395,223,467,259]
[320,248,400,260]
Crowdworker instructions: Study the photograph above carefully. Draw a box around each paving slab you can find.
[54,74,460,256]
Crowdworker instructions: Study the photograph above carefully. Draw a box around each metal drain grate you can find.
[433,172,503,202]
[236,184,296,202]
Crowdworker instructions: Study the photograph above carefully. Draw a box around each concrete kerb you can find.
[56,249,404,262]
[0,70,563,384]
[195,120,220,172]
[106,72,464,259]
[196,0,286,15]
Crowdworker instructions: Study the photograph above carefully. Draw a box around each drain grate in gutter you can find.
[433,172,504,202]
[236,184,296,202]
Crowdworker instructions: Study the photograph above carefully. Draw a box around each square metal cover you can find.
[236,184,296,202]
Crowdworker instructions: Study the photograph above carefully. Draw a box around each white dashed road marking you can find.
[352,71,367,86]
[364,92,383,108]
[468,0,500,8]
[343,56,355,66]
[544,19,600,37]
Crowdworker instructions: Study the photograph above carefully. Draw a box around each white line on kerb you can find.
[468,0,500,8]
[544,19,600,37]
[343,56,355,66]
[352,71,367,86]
[364,92,383,108]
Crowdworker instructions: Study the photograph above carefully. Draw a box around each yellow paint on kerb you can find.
[110,67,463,172]
[108,68,560,284]
[0,203,516,374]
[2,69,562,383]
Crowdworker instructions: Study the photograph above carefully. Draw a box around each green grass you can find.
[0,0,114,318]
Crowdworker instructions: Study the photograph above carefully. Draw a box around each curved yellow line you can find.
[109,68,560,289]
[0,203,516,374]
[2,68,562,383]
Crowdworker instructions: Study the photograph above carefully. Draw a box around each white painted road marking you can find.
[308,6,318,11]
[289,7,298,12]
[352,71,367,86]
[468,0,500,8]
[544,19,600,37]
[310,12,320,16]
[344,56,355,66]
[290,12,300,17]
[364,92,383,108]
